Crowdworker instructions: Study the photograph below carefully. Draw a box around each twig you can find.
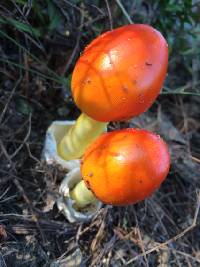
[162,81,200,96]
[190,156,200,164]
[133,208,150,267]
[62,11,84,76]
[62,0,84,13]
[0,139,46,243]
[0,78,22,123]
[0,57,61,84]
[126,192,200,265]
[0,213,32,218]
[23,52,29,95]
[0,30,61,81]
[169,248,200,264]
[12,178,46,243]
[170,248,200,264]
[91,220,105,251]
[0,139,14,168]
[115,0,133,24]
[105,0,113,30]
[10,114,32,159]
[78,14,105,29]
[0,187,11,201]
[10,0,45,52]
[161,91,200,97]
[0,252,7,267]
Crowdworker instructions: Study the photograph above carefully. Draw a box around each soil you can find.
[0,1,200,266]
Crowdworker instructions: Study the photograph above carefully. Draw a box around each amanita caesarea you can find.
[58,24,168,160]
[66,128,170,209]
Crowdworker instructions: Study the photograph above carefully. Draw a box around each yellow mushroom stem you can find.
[70,180,97,208]
[58,113,107,160]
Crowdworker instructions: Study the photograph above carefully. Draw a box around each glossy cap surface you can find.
[81,129,170,205]
[72,24,168,122]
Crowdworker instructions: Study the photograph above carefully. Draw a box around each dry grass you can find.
[0,1,200,266]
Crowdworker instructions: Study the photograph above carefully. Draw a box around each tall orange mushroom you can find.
[58,24,168,160]
[70,128,170,207]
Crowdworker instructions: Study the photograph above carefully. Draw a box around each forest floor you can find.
[0,1,200,266]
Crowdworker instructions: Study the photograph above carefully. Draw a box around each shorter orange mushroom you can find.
[70,128,170,207]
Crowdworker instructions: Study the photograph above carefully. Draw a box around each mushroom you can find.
[58,24,168,160]
[63,128,170,210]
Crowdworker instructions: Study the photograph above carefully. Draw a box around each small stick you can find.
[105,0,113,30]
[126,192,200,265]
[115,0,133,24]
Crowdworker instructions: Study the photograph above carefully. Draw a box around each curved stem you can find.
[70,180,97,208]
[58,113,107,160]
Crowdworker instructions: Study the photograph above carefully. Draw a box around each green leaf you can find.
[61,75,72,88]
[47,0,62,31]
[0,17,41,37]
[15,0,27,4]
[16,98,33,116]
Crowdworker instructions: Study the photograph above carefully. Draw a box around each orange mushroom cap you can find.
[81,129,170,205]
[72,24,168,122]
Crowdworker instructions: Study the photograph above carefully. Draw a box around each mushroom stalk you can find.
[70,180,97,208]
[58,113,107,160]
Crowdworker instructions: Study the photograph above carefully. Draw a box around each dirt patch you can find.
[0,1,200,266]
